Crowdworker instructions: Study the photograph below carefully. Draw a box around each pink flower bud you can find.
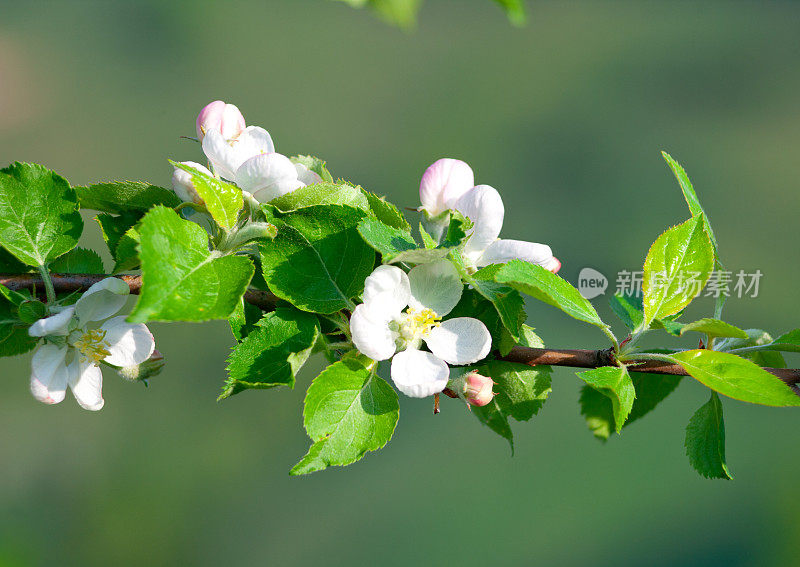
[461,371,495,407]
[171,161,212,205]
[195,100,246,141]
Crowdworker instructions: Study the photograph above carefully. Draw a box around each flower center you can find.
[72,329,111,364]
[394,307,441,348]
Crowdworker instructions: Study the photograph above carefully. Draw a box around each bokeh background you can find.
[1,1,799,565]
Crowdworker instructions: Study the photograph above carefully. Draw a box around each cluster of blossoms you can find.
[351,157,561,403]
[419,158,560,273]
[172,101,322,205]
[28,279,157,410]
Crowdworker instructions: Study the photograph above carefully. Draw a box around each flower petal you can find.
[100,316,155,367]
[350,304,397,361]
[235,152,302,203]
[419,158,474,216]
[295,163,324,185]
[30,343,68,404]
[195,100,246,141]
[454,184,505,260]
[390,349,449,398]
[67,359,104,411]
[362,265,410,319]
[202,126,274,181]
[75,277,130,323]
[425,317,491,365]
[28,306,75,337]
[408,260,462,317]
[477,239,560,272]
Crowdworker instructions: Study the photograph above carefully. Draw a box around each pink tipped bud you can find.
[171,161,212,205]
[117,350,165,382]
[461,371,495,407]
[195,100,246,141]
[548,256,561,274]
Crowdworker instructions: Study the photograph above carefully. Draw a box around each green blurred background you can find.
[1,1,799,565]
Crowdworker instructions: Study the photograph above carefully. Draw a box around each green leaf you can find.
[576,366,635,433]
[666,349,800,407]
[685,392,732,480]
[680,318,747,340]
[493,0,526,25]
[357,218,463,265]
[95,212,140,258]
[290,155,334,183]
[662,152,718,251]
[496,260,608,330]
[128,206,254,323]
[715,329,786,368]
[363,191,411,232]
[171,162,242,231]
[75,180,180,214]
[291,358,399,475]
[609,292,644,331]
[769,329,800,354]
[0,163,83,267]
[50,248,104,274]
[221,307,320,399]
[0,299,37,357]
[112,225,142,273]
[271,181,369,212]
[16,299,47,324]
[260,205,375,314]
[479,360,551,422]
[580,372,682,441]
[466,262,526,341]
[228,298,264,341]
[642,216,714,329]
[472,397,515,451]
[0,247,29,273]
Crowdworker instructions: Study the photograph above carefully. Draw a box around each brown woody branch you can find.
[3,273,798,392]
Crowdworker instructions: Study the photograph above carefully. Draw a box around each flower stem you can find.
[37,265,56,305]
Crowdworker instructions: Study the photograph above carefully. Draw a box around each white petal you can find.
[350,304,397,361]
[408,260,462,317]
[235,153,302,203]
[202,126,274,181]
[101,316,155,367]
[75,277,130,323]
[390,349,449,398]
[361,265,410,319]
[295,163,324,185]
[419,158,474,216]
[28,306,75,337]
[30,344,69,404]
[477,239,557,271]
[425,317,492,365]
[454,185,505,258]
[67,359,104,411]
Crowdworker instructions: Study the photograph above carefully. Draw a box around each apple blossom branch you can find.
[4,273,798,392]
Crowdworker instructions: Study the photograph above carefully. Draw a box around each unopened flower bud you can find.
[171,161,212,205]
[195,100,246,141]
[449,370,495,407]
[117,350,165,382]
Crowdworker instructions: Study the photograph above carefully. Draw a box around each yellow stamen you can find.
[73,329,111,364]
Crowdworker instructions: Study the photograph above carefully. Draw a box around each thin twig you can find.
[3,273,798,393]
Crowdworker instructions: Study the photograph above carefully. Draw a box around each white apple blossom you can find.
[350,261,491,398]
[27,278,155,411]
[418,158,561,273]
[235,152,323,203]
